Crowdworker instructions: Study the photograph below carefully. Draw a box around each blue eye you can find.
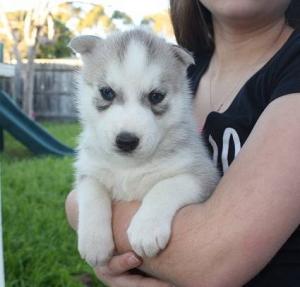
[99,87,116,101]
[148,90,166,105]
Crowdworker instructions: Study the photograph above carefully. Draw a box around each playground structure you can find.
[0,90,75,156]
[0,41,74,157]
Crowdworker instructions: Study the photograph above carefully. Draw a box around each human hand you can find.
[94,251,174,287]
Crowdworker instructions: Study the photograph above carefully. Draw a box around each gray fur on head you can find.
[68,35,102,54]
[69,29,194,69]
[171,44,195,66]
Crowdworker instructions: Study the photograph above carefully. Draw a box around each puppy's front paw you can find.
[78,228,114,267]
[127,212,171,257]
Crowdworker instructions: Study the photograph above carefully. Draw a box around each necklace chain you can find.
[209,67,246,113]
[209,24,286,113]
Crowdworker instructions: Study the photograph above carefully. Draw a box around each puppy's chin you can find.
[103,145,156,166]
[114,148,150,160]
[114,149,138,157]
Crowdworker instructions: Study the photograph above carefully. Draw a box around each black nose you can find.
[116,132,140,153]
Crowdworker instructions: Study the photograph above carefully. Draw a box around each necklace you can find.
[209,67,246,113]
[209,24,287,113]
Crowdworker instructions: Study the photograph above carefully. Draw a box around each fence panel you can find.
[33,62,79,120]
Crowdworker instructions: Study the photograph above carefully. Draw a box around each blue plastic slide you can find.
[0,90,74,156]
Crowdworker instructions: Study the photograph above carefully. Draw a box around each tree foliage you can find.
[141,10,174,37]
[0,1,56,116]
[111,10,133,25]
[0,11,27,61]
[77,5,115,32]
[52,2,81,23]
[37,19,73,59]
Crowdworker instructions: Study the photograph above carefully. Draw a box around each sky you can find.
[1,0,170,23]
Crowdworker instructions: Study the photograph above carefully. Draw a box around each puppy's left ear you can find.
[171,45,195,67]
[68,35,102,55]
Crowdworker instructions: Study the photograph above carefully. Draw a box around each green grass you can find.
[1,122,106,287]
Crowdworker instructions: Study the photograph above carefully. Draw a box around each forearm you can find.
[112,201,244,287]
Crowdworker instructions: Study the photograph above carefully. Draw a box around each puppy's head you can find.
[70,29,194,161]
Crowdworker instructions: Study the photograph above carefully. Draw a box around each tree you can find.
[0,1,142,116]
[111,10,133,25]
[0,1,55,117]
[0,10,26,106]
[77,5,115,32]
[37,19,74,59]
[37,2,80,58]
[141,10,174,37]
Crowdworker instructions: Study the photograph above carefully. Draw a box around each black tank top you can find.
[188,29,300,286]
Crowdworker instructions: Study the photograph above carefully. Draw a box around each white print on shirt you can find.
[208,135,218,166]
[209,128,241,172]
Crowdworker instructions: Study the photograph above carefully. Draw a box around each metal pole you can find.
[0,176,4,287]
[0,129,3,152]
[0,42,5,287]
[0,43,3,63]
[0,43,4,152]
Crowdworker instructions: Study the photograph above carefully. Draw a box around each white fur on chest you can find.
[111,167,155,201]
[75,143,198,202]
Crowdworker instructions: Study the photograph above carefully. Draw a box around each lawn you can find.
[1,121,106,287]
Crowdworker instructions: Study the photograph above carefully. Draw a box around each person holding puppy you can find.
[66,0,300,286]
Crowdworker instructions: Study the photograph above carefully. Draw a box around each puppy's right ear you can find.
[171,45,195,67]
[68,35,102,55]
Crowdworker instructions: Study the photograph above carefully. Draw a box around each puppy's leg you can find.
[77,177,114,267]
[127,174,206,257]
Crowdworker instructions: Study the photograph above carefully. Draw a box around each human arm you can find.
[66,94,300,286]
[110,94,300,286]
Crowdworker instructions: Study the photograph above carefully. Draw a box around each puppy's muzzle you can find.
[116,132,140,153]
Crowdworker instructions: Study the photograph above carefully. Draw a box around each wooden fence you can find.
[33,60,80,120]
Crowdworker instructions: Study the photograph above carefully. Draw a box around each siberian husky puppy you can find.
[69,29,219,267]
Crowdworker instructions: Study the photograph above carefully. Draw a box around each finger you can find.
[113,274,174,287]
[95,267,175,287]
[99,272,173,287]
[98,252,142,276]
